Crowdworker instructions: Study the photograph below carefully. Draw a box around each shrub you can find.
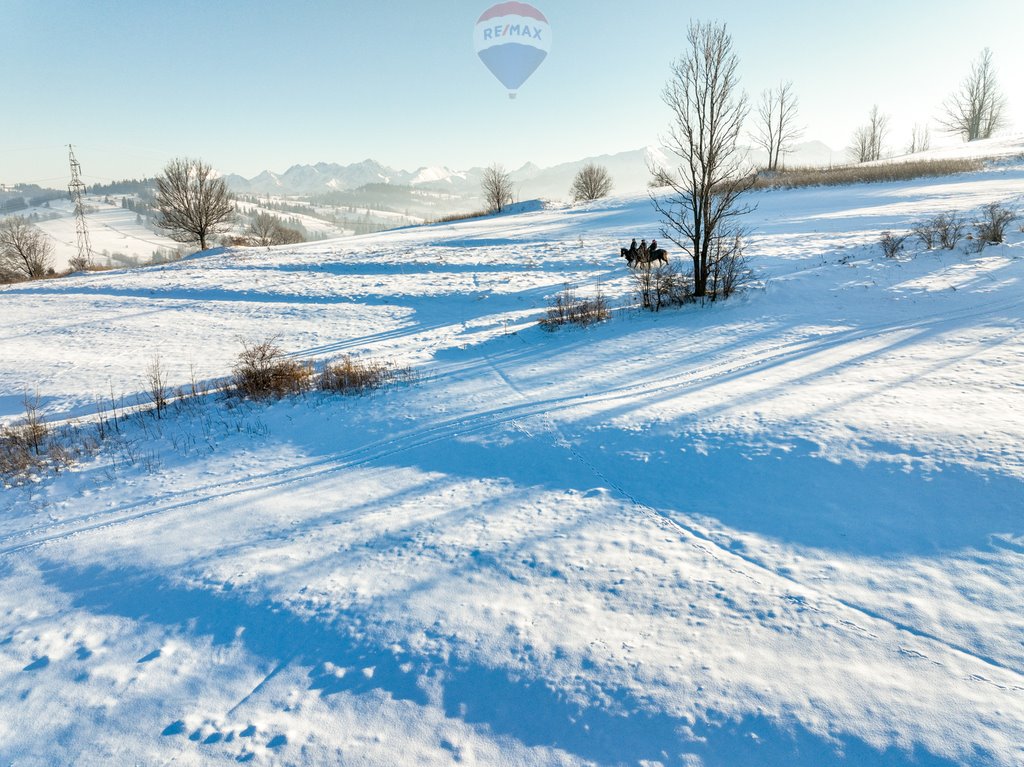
[0,393,74,484]
[879,231,908,259]
[911,219,938,250]
[936,212,967,250]
[539,285,610,329]
[146,355,169,418]
[232,338,313,399]
[974,202,1017,247]
[634,261,694,311]
[912,212,968,251]
[318,356,413,394]
[706,233,750,300]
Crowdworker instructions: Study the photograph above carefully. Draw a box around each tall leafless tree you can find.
[940,48,1007,142]
[752,80,803,171]
[0,216,54,280]
[481,164,515,213]
[570,163,613,202]
[155,158,234,251]
[850,105,889,163]
[907,123,932,154]
[649,20,755,299]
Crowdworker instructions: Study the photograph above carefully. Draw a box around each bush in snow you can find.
[634,261,694,312]
[0,394,74,485]
[232,338,314,400]
[911,219,938,250]
[879,231,908,259]
[935,212,968,250]
[539,285,610,330]
[912,212,968,251]
[973,202,1017,248]
[705,232,750,300]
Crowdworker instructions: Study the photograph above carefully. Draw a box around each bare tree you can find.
[0,216,54,280]
[246,212,305,246]
[753,80,803,171]
[940,48,1007,142]
[155,158,234,251]
[481,164,515,213]
[570,163,613,202]
[649,20,755,300]
[907,123,932,154]
[850,105,889,163]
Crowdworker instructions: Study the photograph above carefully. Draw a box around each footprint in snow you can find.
[266,734,288,749]
[161,720,186,736]
[22,656,49,671]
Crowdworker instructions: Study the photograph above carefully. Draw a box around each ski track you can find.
[484,340,1024,695]
[4,289,1019,562]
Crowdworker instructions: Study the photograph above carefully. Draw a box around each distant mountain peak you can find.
[227,140,838,198]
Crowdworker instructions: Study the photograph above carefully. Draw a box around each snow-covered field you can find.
[1,150,1023,765]
[32,197,183,272]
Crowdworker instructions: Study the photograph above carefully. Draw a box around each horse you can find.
[627,248,669,268]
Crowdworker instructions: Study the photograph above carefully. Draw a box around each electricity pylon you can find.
[67,144,93,269]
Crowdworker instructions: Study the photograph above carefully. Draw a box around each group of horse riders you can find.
[621,238,669,268]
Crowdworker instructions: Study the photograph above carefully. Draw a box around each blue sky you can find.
[3,0,1022,185]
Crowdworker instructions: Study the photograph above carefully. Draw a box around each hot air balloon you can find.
[474,2,551,99]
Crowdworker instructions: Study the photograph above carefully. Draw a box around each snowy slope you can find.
[0,159,1023,766]
[871,133,1024,165]
[31,197,183,272]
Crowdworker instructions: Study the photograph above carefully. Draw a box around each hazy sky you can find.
[3,0,1022,186]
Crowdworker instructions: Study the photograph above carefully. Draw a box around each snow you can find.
[1,158,1023,766]
[871,133,1024,165]
[31,197,183,272]
[410,166,465,186]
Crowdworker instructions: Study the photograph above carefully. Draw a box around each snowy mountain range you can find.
[224,141,838,199]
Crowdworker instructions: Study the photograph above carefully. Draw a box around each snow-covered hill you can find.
[1,158,1023,765]
[870,132,1024,166]
[29,197,184,272]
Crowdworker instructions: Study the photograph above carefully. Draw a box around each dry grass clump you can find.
[233,338,414,399]
[751,158,984,191]
[232,338,314,399]
[427,209,491,225]
[318,356,414,394]
[539,285,610,330]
